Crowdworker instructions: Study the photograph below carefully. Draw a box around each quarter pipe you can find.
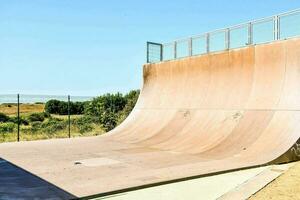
[0,38,300,198]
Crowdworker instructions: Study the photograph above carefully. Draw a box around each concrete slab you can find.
[93,164,292,200]
[0,158,75,200]
[219,163,294,200]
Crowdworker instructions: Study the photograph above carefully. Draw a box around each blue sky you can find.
[1,0,300,96]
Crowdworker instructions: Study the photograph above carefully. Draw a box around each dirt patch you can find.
[250,161,300,199]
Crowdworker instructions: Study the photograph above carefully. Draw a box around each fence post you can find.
[174,41,177,59]
[225,29,230,50]
[68,95,71,138]
[146,42,149,63]
[17,94,20,142]
[248,22,253,45]
[188,38,193,56]
[160,43,163,61]
[206,33,210,53]
[274,15,280,40]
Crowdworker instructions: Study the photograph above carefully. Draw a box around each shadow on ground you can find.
[0,158,76,200]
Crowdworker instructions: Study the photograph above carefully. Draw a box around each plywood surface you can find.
[1,38,300,198]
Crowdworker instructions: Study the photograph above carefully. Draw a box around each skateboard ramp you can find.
[0,38,300,198]
[110,37,300,164]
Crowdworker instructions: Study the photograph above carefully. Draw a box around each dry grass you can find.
[0,103,106,143]
[0,103,45,115]
[0,124,104,143]
[250,161,300,199]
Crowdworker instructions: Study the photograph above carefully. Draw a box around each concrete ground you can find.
[0,158,75,200]
[0,145,297,200]
[0,135,298,199]
[1,136,292,199]
[93,164,293,200]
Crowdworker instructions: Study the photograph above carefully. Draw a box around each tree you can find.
[84,93,127,131]
[118,90,140,123]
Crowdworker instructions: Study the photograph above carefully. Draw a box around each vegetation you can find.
[84,90,140,131]
[0,103,44,115]
[0,90,140,143]
[118,90,140,123]
[27,112,51,122]
[45,100,85,115]
[0,112,10,122]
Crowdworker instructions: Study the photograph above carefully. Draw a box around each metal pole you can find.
[225,29,230,50]
[17,94,20,142]
[248,23,253,45]
[274,15,280,40]
[174,41,177,59]
[160,44,163,61]
[146,42,149,63]
[68,95,71,138]
[188,38,193,56]
[206,33,210,53]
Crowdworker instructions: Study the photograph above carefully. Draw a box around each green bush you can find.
[70,102,85,115]
[84,90,140,132]
[84,93,127,116]
[118,90,140,123]
[73,115,99,124]
[27,112,50,122]
[9,116,29,126]
[30,121,42,133]
[45,100,67,115]
[41,118,67,134]
[101,111,118,131]
[75,122,94,134]
[45,99,85,115]
[0,113,10,123]
[0,122,16,133]
[84,93,127,131]
[72,116,99,133]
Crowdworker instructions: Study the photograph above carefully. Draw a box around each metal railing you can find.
[147,8,300,63]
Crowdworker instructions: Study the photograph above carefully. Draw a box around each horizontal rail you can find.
[147,8,300,63]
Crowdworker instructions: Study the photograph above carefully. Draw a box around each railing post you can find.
[274,15,280,40]
[17,94,20,142]
[146,42,149,63]
[206,33,210,53]
[248,23,253,45]
[188,38,193,56]
[225,29,230,49]
[160,44,163,61]
[174,41,177,59]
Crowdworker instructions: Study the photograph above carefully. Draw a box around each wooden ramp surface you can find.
[0,38,300,198]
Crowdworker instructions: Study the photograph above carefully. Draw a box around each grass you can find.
[0,131,103,143]
[0,103,105,143]
[0,103,44,116]
[0,122,105,143]
[250,161,300,199]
